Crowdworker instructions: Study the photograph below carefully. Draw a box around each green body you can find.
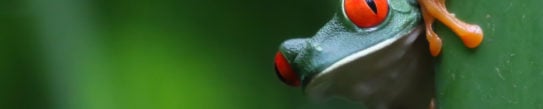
[277,0,434,108]
[279,0,421,85]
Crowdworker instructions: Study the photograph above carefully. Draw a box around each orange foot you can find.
[418,0,484,56]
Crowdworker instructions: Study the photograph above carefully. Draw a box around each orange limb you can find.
[418,0,484,56]
[421,8,442,56]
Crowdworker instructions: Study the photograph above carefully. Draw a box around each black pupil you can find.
[366,0,378,14]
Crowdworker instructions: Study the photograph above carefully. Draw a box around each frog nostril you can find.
[274,51,300,87]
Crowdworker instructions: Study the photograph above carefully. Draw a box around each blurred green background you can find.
[2,0,543,109]
[435,0,543,109]
[0,0,365,109]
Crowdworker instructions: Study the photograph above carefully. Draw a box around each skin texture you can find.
[275,0,433,108]
[275,0,422,87]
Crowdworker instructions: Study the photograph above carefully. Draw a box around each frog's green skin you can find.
[278,0,434,108]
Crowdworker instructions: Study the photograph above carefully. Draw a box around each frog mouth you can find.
[303,26,433,105]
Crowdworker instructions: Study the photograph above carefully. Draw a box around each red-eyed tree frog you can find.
[273,0,483,109]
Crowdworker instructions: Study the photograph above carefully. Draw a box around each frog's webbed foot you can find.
[418,0,483,56]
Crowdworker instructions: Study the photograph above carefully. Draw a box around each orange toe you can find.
[455,24,483,48]
[419,0,484,49]
[427,31,442,56]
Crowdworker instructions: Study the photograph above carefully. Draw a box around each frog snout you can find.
[274,38,308,86]
[278,38,308,61]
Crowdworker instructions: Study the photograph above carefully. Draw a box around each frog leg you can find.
[418,0,484,51]
[420,0,447,56]
[438,0,445,8]
[421,7,442,56]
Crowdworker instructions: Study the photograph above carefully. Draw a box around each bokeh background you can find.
[0,0,365,109]
[3,0,543,109]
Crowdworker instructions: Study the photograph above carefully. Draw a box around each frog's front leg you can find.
[421,6,442,56]
[419,0,484,56]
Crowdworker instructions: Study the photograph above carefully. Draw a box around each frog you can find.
[273,0,483,108]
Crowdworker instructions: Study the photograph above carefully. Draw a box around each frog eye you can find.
[274,52,300,87]
[344,0,389,28]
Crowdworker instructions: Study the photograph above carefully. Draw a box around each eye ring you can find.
[343,0,389,28]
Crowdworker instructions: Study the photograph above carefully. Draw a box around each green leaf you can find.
[435,0,543,108]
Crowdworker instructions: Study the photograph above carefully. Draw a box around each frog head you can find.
[273,0,434,108]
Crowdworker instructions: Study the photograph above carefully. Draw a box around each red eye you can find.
[274,52,300,87]
[344,0,389,28]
